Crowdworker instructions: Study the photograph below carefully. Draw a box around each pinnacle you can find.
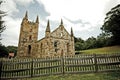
[25,11,28,19]
[46,20,50,32]
[36,15,39,23]
[60,19,63,25]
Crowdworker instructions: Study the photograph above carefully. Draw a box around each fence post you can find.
[61,50,65,75]
[31,59,33,77]
[61,56,65,75]
[0,60,3,79]
[94,54,98,73]
[49,57,51,75]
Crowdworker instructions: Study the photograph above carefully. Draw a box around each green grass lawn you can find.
[80,46,120,54]
[23,72,120,80]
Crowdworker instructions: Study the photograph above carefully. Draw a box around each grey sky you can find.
[1,0,120,46]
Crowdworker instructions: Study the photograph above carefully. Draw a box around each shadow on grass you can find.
[101,71,120,80]
[25,71,120,80]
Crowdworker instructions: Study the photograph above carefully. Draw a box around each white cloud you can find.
[1,0,120,46]
[1,16,21,46]
[36,0,107,39]
[1,0,19,16]
[14,0,34,6]
[38,0,120,40]
[104,0,120,14]
[39,0,106,22]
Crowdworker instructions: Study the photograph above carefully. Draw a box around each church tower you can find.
[17,11,39,57]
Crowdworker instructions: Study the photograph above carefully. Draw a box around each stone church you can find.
[17,11,75,58]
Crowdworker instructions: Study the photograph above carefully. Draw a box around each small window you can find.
[29,35,32,40]
[30,29,32,32]
[54,41,57,47]
[23,38,27,42]
[60,32,63,37]
[55,48,58,53]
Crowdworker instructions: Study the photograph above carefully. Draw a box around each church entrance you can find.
[28,45,31,56]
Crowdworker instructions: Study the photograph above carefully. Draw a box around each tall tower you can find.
[17,11,39,57]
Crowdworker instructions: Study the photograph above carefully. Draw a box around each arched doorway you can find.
[28,45,31,55]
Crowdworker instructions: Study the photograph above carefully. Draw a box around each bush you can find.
[0,44,8,57]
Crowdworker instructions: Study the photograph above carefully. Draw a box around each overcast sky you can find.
[1,0,120,46]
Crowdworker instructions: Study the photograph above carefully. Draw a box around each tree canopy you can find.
[101,4,120,45]
[0,44,8,58]
[0,1,6,40]
[74,34,108,52]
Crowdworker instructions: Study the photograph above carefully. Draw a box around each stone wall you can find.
[17,12,75,58]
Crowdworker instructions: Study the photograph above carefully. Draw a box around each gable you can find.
[50,25,71,40]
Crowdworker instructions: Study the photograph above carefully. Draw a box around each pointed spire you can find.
[46,20,50,32]
[24,11,28,19]
[71,27,74,37]
[36,15,39,23]
[60,19,63,25]
[21,11,28,24]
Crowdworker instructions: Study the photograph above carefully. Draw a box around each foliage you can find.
[74,33,109,51]
[0,1,6,40]
[0,44,8,57]
[101,4,120,45]
[85,37,97,49]
[7,46,17,57]
[74,37,85,51]
[75,4,120,51]
[0,44,17,58]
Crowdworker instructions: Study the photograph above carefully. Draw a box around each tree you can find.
[7,46,17,57]
[74,37,85,51]
[0,44,8,57]
[85,37,97,49]
[101,4,120,45]
[0,1,6,40]
[0,1,8,58]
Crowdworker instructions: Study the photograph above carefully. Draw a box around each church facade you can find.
[17,12,75,58]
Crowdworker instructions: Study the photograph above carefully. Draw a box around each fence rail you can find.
[0,53,120,79]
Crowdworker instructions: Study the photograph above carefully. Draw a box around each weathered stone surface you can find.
[17,12,75,58]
